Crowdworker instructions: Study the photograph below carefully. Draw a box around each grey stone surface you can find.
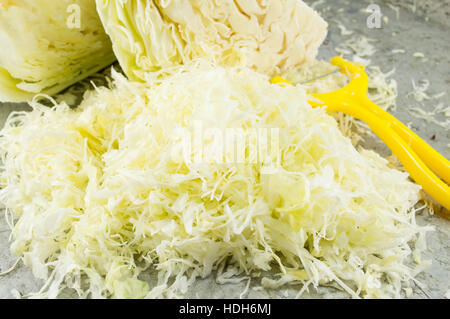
[384,0,450,27]
[0,0,449,299]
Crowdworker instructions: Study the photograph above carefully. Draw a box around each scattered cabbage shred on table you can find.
[0,63,431,298]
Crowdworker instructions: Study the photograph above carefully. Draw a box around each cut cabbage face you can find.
[0,0,116,102]
[95,0,328,80]
[0,62,431,298]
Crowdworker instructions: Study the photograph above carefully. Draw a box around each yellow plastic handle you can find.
[271,57,450,211]
[314,96,450,211]
[356,95,450,185]
[316,57,450,185]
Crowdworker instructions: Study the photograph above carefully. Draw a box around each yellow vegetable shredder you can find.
[273,57,450,213]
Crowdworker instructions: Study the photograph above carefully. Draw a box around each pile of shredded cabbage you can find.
[0,62,431,298]
[96,0,327,80]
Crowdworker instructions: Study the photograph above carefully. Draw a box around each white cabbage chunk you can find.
[95,0,328,80]
[0,0,116,102]
[0,62,431,298]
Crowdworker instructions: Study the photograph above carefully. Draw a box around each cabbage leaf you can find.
[95,0,328,80]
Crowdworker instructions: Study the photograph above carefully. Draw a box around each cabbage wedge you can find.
[96,0,328,80]
[0,0,116,102]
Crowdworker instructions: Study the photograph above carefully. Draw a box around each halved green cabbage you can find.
[95,0,328,80]
[0,0,116,102]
